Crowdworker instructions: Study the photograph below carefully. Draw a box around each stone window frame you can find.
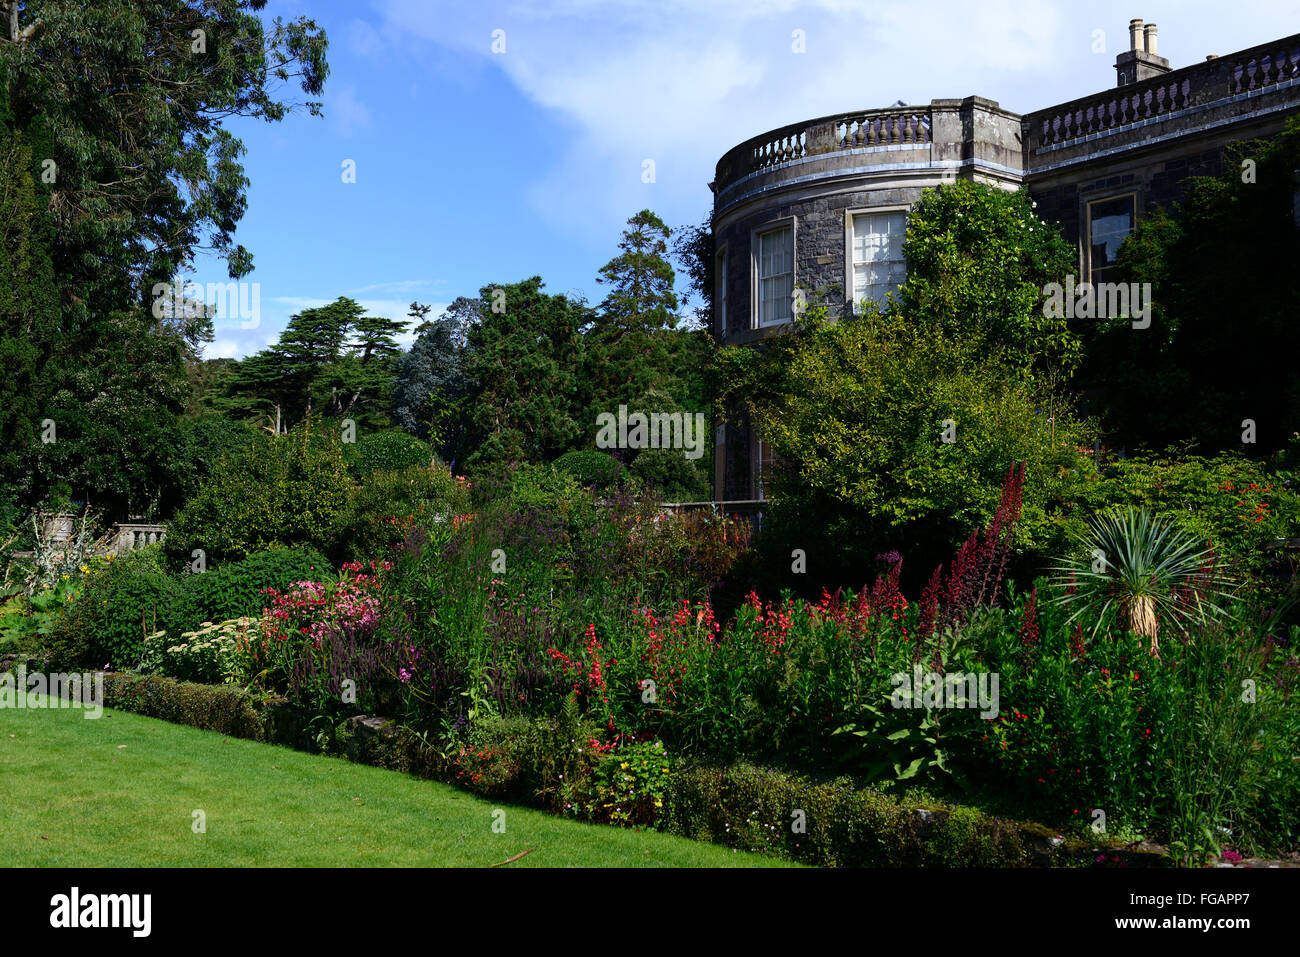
[1082,189,1141,286]
[843,203,911,316]
[714,241,728,337]
[750,215,797,329]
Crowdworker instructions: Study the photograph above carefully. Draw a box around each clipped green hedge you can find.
[551,450,624,491]
[660,763,1167,867]
[91,672,1163,867]
[661,763,1032,867]
[101,673,304,744]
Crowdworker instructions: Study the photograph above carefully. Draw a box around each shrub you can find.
[330,463,470,562]
[173,546,331,635]
[343,429,433,479]
[165,419,354,566]
[45,547,182,670]
[1055,450,1300,599]
[176,415,261,500]
[720,303,1093,593]
[630,448,709,502]
[551,450,623,491]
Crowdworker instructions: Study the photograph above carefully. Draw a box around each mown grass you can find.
[0,698,794,867]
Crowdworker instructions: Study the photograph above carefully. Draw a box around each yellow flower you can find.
[79,565,89,574]
[61,574,70,579]
[620,762,629,769]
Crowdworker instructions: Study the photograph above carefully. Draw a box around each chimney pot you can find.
[1144,23,1158,57]
[1129,18,1145,52]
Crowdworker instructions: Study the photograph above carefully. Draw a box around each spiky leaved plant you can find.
[1049,508,1236,657]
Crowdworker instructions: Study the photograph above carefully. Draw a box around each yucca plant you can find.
[1049,508,1236,657]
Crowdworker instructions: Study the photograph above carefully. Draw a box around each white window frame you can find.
[751,218,796,329]
[844,205,909,314]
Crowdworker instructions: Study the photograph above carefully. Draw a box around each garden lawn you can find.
[0,698,793,868]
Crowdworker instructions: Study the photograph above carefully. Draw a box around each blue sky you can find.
[191,0,1300,359]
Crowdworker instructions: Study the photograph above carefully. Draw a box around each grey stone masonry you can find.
[710,25,1300,501]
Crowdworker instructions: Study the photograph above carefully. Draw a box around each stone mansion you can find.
[711,20,1300,502]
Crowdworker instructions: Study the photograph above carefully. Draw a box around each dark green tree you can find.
[393,299,473,463]
[224,297,401,429]
[461,278,588,472]
[0,0,329,516]
[671,210,714,328]
[1086,119,1300,454]
[0,96,57,506]
[586,210,683,412]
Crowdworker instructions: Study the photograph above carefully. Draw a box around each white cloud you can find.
[347,17,385,58]
[374,0,1300,243]
[326,85,373,138]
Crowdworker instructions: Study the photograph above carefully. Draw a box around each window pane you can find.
[758,226,793,325]
[852,212,906,309]
[1089,196,1136,282]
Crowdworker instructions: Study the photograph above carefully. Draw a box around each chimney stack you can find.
[1129,19,1145,52]
[1117,17,1171,87]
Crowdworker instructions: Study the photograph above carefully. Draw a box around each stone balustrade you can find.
[1026,32,1300,153]
[113,524,167,555]
[715,104,933,194]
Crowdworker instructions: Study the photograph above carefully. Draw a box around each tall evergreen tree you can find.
[461,278,588,471]
[0,0,329,516]
[393,299,473,463]
[0,83,57,508]
[586,210,683,414]
[224,297,403,429]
